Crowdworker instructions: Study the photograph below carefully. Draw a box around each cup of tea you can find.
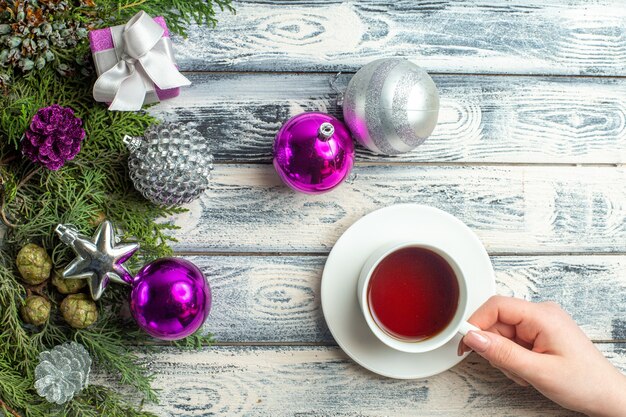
[357,241,479,353]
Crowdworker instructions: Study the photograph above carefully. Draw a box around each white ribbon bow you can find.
[93,11,191,111]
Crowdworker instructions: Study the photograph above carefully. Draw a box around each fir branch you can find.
[0,398,21,417]
[172,331,214,350]
[0,196,17,228]
[0,363,38,417]
[0,63,168,416]
[74,329,158,404]
[73,286,158,403]
[66,385,158,417]
[104,0,236,36]
[0,263,38,370]
[0,1,229,413]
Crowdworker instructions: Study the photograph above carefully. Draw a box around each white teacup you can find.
[357,241,479,353]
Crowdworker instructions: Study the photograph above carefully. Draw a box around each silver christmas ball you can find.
[343,58,440,155]
[125,123,214,206]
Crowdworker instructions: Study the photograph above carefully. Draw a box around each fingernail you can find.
[463,331,490,353]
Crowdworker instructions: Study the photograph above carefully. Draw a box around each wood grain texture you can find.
[193,255,626,343]
[172,1,626,75]
[144,344,626,416]
[150,73,626,164]
[141,3,626,414]
[168,165,626,253]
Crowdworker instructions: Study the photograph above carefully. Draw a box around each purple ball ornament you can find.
[130,258,211,340]
[273,112,355,194]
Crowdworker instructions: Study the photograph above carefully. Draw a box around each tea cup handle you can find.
[458,321,480,336]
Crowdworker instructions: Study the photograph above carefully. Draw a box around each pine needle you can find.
[0,0,229,414]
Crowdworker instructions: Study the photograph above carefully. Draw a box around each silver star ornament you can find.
[54,221,139,300]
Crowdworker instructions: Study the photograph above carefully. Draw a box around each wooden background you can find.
[143,1,626,415]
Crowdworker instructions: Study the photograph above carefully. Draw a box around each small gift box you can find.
[89,11,190,111]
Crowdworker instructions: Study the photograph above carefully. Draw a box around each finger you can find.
[459,327,533,355]
[467,296,542,343]
[457,339,466,356]
[486,322,516,339]
[513,377,530,387]
[462,330,545,381]
[485,323,534,349]
[468,295,533,328]
[498,368,530,387]
[513,336,533,351]
[461,321,531,354]
[460,323,517,354]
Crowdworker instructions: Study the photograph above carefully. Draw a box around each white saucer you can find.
[321,204,496,379]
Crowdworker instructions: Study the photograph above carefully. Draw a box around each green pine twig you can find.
[0,0,232,413]
[110,0,235,36]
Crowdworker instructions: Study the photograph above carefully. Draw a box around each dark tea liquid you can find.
[367,247,460,342]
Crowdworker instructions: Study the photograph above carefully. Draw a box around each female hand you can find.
[459,296,626,417]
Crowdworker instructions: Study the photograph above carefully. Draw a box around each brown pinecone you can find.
[0,0,89,72]
[16,243,52,285]
[0,71,9,94]
[60,294,97,329]
[52,270,86,294]
[21,295,51,325]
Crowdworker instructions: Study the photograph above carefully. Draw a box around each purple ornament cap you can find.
[273,112,355,194]
[129,257,211,341]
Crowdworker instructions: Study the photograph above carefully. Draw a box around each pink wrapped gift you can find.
[89,11,190,111]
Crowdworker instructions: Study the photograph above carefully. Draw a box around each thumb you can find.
[463,330,541,379]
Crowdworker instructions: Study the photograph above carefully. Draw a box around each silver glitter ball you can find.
[125,123,214,206]
[34,342,92,404]
[343,58,440,155]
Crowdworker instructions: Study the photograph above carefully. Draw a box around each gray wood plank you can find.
[193,255,626,343]
[168,165,626,253]
[173,1,626,76]
[144,344,626,416]
[152,73,626,164]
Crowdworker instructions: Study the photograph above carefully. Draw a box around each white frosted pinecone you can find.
[126,123,214,206]
[34,342,91,404]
